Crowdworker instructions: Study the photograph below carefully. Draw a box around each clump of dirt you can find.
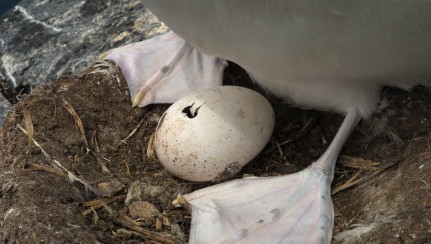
[0,61,430,243]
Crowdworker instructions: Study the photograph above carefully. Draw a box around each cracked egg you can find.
[154,86,274,182]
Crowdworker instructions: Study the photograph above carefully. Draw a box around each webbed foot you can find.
[101,31,227,107]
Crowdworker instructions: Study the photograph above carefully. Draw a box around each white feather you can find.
[143,0,431,117]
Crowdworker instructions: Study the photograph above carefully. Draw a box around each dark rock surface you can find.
[0,0,167,125]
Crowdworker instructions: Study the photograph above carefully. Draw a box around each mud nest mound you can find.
[1,61,430,243]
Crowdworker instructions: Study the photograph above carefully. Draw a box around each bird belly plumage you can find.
[143,0,431,117]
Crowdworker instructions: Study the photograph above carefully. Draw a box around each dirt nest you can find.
[0,61,430,243]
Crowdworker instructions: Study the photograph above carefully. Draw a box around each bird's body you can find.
[144,0,431,116]
[102,1,431,243]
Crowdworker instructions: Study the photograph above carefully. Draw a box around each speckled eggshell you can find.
[154,86,274,182]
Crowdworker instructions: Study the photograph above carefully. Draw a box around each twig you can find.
[275,140,283,157]
[123,160,131,176]
[17,124,50,159]
[91,207,99,225]
[63,99,113,174]
[146,133,156,159]
[338,155,381,171]
[114,214,182,244]
[115,228,146,240]
[90,151,112,175]
[28,163,66,176]
[17,124,103,196]
[332,160,400,195]
[117,118,145,145]
[88,60,122,85]
[172,194,192,214]
[63,98,90,150]
[83,195,125,215]
[332,170,363,195]
[92,131,100,153]
[23,110,34,155]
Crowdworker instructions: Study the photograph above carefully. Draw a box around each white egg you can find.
[154,86,275,182]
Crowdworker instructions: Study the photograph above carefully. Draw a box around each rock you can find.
[125,180,166,205]
[0,0,167,125]
[128,200,162,219]
[0,93,11,124]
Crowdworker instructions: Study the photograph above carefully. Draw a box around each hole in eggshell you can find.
[182,103,203,118]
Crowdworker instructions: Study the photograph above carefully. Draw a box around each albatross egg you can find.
[154,86,274,182]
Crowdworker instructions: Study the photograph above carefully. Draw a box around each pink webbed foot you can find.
[184,171,334,244]
[101,31,227,107]
[182,108,362,244]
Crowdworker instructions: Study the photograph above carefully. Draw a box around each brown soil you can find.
[0,61,430,243]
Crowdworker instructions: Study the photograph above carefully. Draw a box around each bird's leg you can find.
[101,31,227,107]
[181,108,362,243]
[312,107,362,176]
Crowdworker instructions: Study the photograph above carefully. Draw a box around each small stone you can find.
[125,180,166,205]
[155,218,162,230]
[128,201,161,219]
[170,223,186,241]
